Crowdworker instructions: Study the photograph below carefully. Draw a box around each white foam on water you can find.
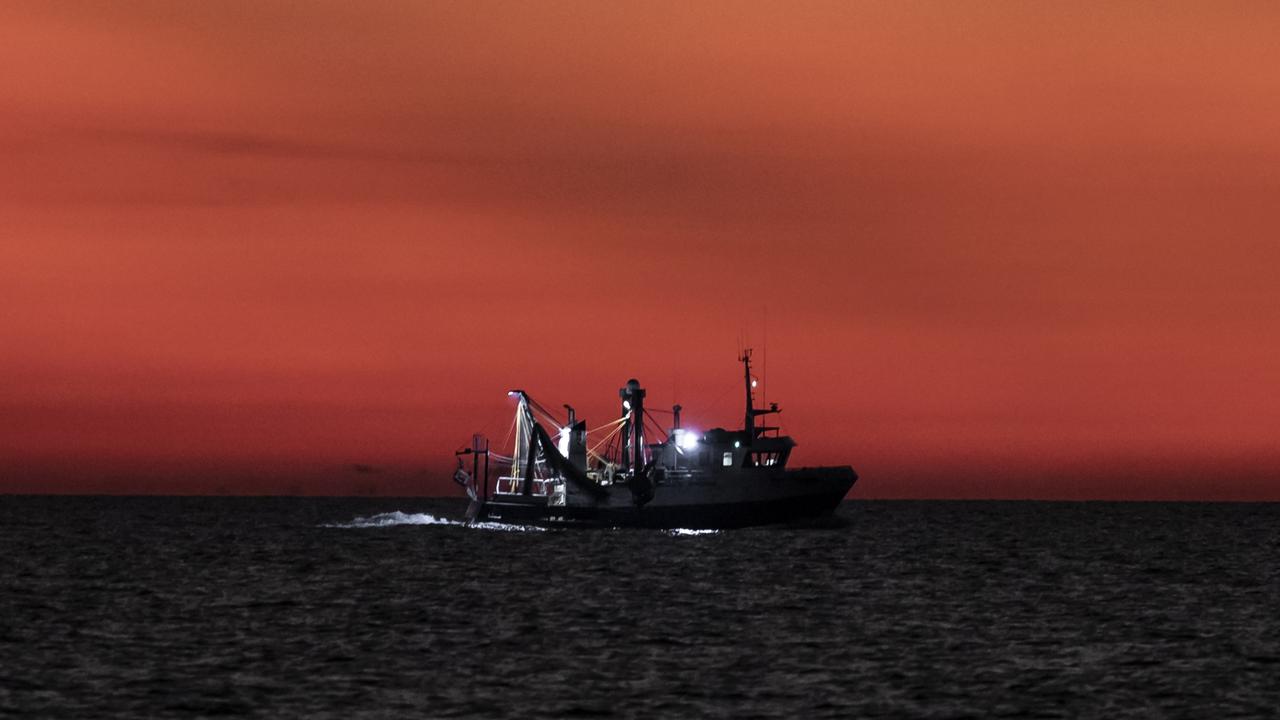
[324,511,544,532]
[466,519,546,533]
[327,511,455,528]
[327,512,717,535]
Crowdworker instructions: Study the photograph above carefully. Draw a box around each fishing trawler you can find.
[452,351,856,528]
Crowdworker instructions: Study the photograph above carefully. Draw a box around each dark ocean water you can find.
[2,497,1277,718]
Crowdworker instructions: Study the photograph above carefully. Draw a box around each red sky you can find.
[3,2,1280,499]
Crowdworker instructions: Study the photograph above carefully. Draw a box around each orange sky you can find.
[3,2,1280,498]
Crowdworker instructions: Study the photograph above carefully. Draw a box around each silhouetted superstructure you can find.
[453,351,856,529]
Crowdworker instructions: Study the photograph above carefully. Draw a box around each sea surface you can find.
[2,497,1277,718]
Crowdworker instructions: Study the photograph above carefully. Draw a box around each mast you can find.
[633,386,644,474]
[741,349,779,441]
[618,378,654,505]
[620,379,646,473]
[616,379,645,474]
[509,390,531,480]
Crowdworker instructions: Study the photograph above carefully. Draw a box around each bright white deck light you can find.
[676,429,700,451]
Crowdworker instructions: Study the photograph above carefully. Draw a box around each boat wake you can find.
[324,511,545,532]
[325,512,720,535]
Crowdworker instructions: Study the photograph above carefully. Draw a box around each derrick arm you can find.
[529,421,609,500]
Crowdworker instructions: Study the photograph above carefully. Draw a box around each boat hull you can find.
[478,465,856,529]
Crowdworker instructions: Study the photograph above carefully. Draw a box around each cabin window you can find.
[722,451,733,467]
[753,452,779,467]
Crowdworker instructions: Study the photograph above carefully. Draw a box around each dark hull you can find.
[479,465,856,529]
